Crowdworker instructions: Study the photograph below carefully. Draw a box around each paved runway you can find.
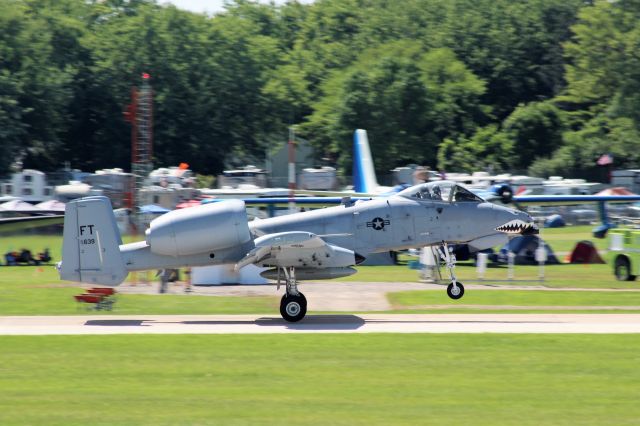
[116,281,640,312]
[2,314,640,335]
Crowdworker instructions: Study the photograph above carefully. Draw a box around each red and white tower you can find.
[124,73,153,232]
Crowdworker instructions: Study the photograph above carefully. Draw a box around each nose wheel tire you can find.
[447,282,465,300]
[280,293,307,322]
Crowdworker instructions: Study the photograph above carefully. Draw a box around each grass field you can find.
[539,225,609,253]
[387,289,640,313]
[0,334,638,426]
[345,262,632,288]
[0,229,638,425]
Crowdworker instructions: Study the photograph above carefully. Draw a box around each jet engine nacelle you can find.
[145,200,251,257]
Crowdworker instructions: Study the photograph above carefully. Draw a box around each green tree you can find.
[0,71,28,174]
[304,42,486,175]
[0,0,77,172]
[441,0,583,119]
[530,116,640,181]
[538,0,640,179]
[501,101,565,170]
[0,0,609,180]
[562,0,640,123]
[81,1,287,174]
[437,125,514,173]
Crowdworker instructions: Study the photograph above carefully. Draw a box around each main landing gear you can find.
[278,267,307,322]
[437,242,465,300]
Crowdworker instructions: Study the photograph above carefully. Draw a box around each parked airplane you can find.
[508,193,640,238]
[199,129,400,215]
[0,215,64,233]
[58,180,537,322]
[296,129,415,199]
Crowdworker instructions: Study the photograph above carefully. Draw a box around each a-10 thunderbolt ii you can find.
[58,180,537,322]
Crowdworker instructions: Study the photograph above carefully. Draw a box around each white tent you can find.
[35,199,66,212]
[0,200,44,214]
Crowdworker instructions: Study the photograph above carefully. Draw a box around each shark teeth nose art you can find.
[495,220,537,234]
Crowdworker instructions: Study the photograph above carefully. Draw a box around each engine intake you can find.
[145,200,251,257]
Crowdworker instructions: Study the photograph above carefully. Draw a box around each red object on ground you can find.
[74,288,117,310]
[74,294,103,304]
[87,288,116,296]
[567,241,605,264]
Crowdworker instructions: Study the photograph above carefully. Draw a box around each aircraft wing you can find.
[512,194,640,206]
[0,215,65,233]
[295,185,410,199]
[204,196,373,208]
[207,185,640,209]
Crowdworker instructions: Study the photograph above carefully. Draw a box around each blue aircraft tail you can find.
[352,129,379,193]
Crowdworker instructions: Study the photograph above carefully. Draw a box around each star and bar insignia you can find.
[366,217,390,230]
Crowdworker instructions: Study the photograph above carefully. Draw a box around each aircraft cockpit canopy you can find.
[398,181,485,203]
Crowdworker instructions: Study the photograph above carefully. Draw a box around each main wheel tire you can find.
[447,281,465,300]
[615,256,635,281]
[281,293,307,309]
[280,293,307,322]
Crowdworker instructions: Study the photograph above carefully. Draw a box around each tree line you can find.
[1,0,639,181]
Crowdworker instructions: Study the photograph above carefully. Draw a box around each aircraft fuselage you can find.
[250,195,527,256]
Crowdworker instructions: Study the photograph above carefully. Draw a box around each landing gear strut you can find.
[278,267,307,322]
[159,269,170,294]
[437,242,465,300]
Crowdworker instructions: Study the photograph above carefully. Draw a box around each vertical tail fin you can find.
[58,196,128,286]
[352,129,379,194]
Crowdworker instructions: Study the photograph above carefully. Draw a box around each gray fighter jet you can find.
[58,181,537,321]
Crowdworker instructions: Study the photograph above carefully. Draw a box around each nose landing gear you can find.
[446,281,464,299]
[437,242,465,300]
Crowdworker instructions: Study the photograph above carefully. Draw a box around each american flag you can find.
[596,154,613,166]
